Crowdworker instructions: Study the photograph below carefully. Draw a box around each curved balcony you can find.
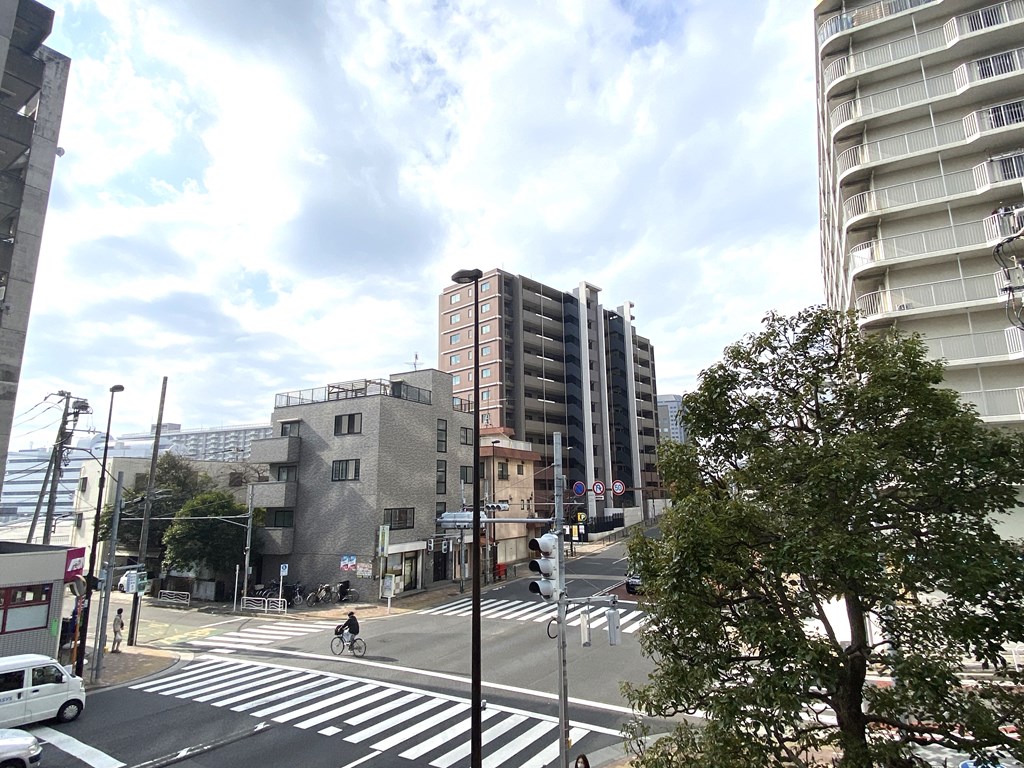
[984,207,1024,241]
[823,27,945,89]
[843,151,1024,223]
[850,220,988,269]
[943,0,1024,46]
[855,271,1004,317]
[952,45,1024,91]
[960,386,1024,419]
[837,100,1024,178]
[817,0,940,48]
[921,327,1024,364]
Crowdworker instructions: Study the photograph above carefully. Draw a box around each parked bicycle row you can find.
[241,579,362,608]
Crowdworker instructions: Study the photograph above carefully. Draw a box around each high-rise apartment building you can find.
[657,394,687,444]
[0,0,69,496]
[814,0,1024,535]
[438,270,660,521]
[117,423,273,461]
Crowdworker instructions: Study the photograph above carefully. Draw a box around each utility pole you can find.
[554,432,570,768]
[92,471,124,683]
[42,392,71,544]
[243,483,253,599]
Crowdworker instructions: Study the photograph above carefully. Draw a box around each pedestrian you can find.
[111,608,124,652]
[575,755,590,768]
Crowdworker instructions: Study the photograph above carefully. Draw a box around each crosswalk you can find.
[131,656,618,768]
[184,620,339,650]
[418,597,649,634]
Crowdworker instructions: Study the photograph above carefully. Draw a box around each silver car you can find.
[0,728,42,766]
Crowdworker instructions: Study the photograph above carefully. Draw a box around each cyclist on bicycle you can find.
[336,611,359,643]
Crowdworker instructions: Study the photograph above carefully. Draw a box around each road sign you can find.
[592,481,605,495]
[576,512,588,523]
[572,481,586,496]
[280,563,289,576]
[611,479,626,496]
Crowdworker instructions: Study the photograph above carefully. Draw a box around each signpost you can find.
[279,563,288,603]
[592,480,605,496]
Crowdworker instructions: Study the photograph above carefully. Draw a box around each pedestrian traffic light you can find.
[528,532,561,600]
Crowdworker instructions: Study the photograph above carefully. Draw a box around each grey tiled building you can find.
[248,369,474,597]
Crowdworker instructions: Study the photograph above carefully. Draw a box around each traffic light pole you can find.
[553,433,570,768]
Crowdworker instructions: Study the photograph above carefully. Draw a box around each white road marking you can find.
[31,726,126,768]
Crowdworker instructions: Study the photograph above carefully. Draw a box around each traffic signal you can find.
[528,532,561,600]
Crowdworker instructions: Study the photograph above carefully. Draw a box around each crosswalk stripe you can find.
[190,666,285,701]
[526,726,587,768]
[134,661,240,693]
[484,720,555,768]
[167,666,258,698]
[131,659,233,691]
[292,685,394,729]
[231,674,324,711]
[369,702,468,752]
[252,679,356,717]
[421,597,648,634]
[344,696,444,743]
[190,634,274,645]
[398,709,501,760]
[432,713,528,768]
[196,669,299,704]
[271,682,374,723]
[346,691,421,726]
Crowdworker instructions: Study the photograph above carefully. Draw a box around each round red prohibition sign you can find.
[611,479,626,496]
[592,480,606,495]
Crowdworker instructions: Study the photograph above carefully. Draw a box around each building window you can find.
[481,302,491,313]
[332,459,361,481]
[481,323,490,335]
[480,280,490,292]
[498,462,509,480]
[482,368,491,378]
[277,465,297,482]
[384,507,415,530]
[450,293,461,304]
[78,476,88,492]
[450,313,460,325]
[453,375,461,385]
[280,421,299,437]
[229,472,244,487]
[436,502,446,517]
[481,345,491,356]
[481,391,490,401]
[517,464,524,475]
[269,510,294,527]
[450,354,460,365]
[437,419,448,452]
[0,584,52,634]
[436,460,447,494]
[334,413,362,435]
[460,465,473,483]
[450,332,460,344]
[460,427,473,445]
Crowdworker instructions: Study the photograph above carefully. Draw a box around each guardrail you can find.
[156,590,191,607]
[240,596,288,614]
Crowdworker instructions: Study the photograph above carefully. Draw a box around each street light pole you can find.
[75,383,123,678]
[452,267,483,768]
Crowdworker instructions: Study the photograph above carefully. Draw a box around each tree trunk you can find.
[836,591,871,767]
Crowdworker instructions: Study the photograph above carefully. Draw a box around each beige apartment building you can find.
[814,0,1024,535]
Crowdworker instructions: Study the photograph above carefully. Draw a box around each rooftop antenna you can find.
[405,352,422,371]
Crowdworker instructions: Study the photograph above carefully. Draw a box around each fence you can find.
[240,596,288,614]
[156,590,191,607]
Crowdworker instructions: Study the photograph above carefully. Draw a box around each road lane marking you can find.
[31,726,126,768]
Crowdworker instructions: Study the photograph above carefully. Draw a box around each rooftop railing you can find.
[855,271,1003,316]
[275,378,436,408]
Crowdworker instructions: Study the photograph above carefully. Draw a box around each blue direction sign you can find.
[572,481,586,496]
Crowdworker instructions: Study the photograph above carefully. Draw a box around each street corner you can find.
[85,644,184,690]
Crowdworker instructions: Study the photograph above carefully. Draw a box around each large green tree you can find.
[624,307,1024,768]
[162,490,249,576]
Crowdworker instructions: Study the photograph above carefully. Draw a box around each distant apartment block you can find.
[657,394,686,443]
[0,0,69,496]
[117,423,273,461]
[248,370,475,595]
[438,270,660,521]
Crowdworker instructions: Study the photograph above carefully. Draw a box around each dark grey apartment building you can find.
[0,0,69,496]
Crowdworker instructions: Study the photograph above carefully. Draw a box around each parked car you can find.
[625,571,643,595]
[0,654,86,728]
[0,728,42,766]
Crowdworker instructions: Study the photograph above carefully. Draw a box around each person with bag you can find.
[335,611,359,645]
[111,608,125,652]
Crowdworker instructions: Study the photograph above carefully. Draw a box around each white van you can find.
[0,654,86,727]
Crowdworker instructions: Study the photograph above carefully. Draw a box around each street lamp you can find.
[452,267,483,768]
[75,384,124,677]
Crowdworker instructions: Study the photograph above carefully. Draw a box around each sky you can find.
[11,0,825,450]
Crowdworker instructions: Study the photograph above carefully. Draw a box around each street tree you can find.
[162,490,249,576]
[624,307,1024,768]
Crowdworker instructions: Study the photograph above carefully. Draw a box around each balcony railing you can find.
[817,0,939,46]
[943,0,1024,45]
[850,220,989,268]
[823,27,945,88]
[830,71,956,130]
[844,151,1024,222]
[855,271,1003,316]
[960,387,1024,417]
[983,206,1024,241]
[921,327,1024,363]
[953,45,1024,91]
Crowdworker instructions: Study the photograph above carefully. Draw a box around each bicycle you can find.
[306,583,332,607]
[333,580,360,604]
[330,631,366,657]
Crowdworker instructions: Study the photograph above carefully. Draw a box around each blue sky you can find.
[12,0,824,448]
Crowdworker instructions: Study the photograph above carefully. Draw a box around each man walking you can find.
[111,608,124,652]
